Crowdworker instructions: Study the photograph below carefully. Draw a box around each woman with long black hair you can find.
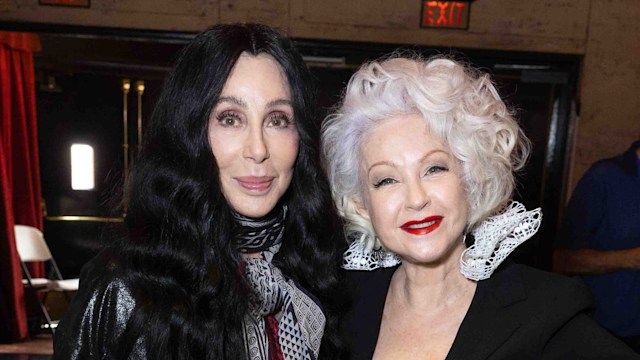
[53,23,346,360]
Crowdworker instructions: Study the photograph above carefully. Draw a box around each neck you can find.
[390,243,476,312]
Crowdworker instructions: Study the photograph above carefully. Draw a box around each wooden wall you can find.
[574,1,640,190]
[1,0,639,195]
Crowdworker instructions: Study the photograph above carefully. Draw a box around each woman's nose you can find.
[243,127,269,163]
[406,179,429,211]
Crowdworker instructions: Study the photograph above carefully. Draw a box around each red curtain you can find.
[0,32,43,343]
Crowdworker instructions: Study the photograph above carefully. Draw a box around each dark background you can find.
[33,29,578,277]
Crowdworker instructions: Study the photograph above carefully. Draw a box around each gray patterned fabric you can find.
[243,258,325,360]
[234,206,287,259]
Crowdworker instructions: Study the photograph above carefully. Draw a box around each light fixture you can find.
[70,144,94,190]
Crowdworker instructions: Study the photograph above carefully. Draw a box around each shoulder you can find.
[77,251,135,306]
[54,252,136,359]
[502,265,640,358]
[507,263,592,307]
[583,155,627,180]
[451,263,638,359]
[482,262,594,320]
[510,263,588,291]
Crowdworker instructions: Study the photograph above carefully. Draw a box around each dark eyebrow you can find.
[216,97,291,110]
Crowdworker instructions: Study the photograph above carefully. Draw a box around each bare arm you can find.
[553,247,640,275]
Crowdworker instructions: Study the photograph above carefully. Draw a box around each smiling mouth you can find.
[400,216,443,236]
[235,176,274,192]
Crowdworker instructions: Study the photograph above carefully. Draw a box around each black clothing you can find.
[53,253,145,359]
[345,262,639,359]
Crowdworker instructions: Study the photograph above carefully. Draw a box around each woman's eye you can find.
[373,178,396,188]
[425,165,448,175]
[216,111,241,127]
[267,113,292,128]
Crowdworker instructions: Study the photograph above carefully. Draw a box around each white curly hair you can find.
[321,55,530,250]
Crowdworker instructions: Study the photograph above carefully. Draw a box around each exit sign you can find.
[421,1,471,30]
[39,0,90,7]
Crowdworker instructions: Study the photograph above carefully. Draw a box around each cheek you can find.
[210,141,232,170]
[275,134,300,171]
[209,129,240,170]
[365,191,399,230]
[441,181,469,224]
[450,181,468,209]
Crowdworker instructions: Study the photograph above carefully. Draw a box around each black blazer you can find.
[345,262,639,359]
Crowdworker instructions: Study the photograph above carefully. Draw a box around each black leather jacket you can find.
[53,253,146,359]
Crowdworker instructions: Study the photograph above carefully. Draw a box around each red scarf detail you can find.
[265,315,284,360]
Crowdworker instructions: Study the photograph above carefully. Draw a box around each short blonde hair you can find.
[321,56,529,249]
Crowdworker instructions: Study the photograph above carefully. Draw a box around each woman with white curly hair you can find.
[322,56,638,359]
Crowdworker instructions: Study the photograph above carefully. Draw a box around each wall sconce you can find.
[135,80,145,151]
[70,143,94,190]
[122,79,131,182]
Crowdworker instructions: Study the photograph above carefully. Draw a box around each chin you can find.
[235,207,272,218]
[233,200,279,218]
[406,244,465,267]
[398,245,454,264]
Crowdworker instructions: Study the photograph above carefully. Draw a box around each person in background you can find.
[53,23,347,359]
[554,140,640,353]
[322,55,639,359]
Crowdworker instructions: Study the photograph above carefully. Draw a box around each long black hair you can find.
[111,23,347,359]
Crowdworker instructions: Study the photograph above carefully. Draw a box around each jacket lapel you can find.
[346,267,397,360]
[446,263,526,360]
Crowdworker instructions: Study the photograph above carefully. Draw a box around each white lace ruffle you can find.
[460,201,542,280]
[342,201,541,280]
[342,235,401,270]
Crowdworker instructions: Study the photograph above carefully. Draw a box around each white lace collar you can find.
[342,201,542,281]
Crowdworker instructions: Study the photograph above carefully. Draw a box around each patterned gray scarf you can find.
[234,206,325,360]
[234,206,287,260]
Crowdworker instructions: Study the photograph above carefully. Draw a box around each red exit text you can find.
[421,1,470,30]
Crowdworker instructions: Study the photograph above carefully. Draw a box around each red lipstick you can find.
[235,176,274,192]
[400,216,443,236]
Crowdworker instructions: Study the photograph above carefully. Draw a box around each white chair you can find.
[14,224,79,334]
